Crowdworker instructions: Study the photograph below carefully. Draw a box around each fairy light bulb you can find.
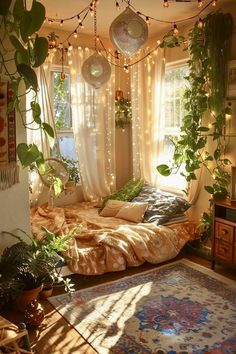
[116,1,120,10]
[198,18,203,28]
[60,20,63,26]
[73,30,78,38]
[212,0,217,6]
[173,23,179,35]
[60,72,65,80]
[77,15,82,23]
[198,0,203,7]
[146,16,150,25]
[163,0,169,7]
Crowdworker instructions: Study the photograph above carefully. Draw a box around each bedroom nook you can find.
[0,0,236,353]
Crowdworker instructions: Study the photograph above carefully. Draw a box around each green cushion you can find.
[100,179,145,211]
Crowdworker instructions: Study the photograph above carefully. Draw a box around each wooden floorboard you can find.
[1,252,236,353]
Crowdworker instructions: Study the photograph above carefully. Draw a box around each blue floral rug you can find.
[49,259,236,354]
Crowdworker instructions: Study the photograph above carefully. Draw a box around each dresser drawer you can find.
[215,222,234,243]
[233,243,236,265]
[215,240,233,262]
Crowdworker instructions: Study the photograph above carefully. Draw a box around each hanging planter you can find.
[109,7,148,58]
[115,94,132,129]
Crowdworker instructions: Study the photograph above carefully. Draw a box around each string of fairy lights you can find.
[46,0,220,68]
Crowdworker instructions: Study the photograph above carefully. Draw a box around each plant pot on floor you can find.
[15,284,43,312]
[40,283,53,299]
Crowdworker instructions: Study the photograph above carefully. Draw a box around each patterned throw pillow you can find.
[132,183,191,225]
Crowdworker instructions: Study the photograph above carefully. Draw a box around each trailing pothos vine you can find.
[0,0,63,195]
[157,12,234,241]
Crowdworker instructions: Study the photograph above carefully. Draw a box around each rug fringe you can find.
[0,163,19,190]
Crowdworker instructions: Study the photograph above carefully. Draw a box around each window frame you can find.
[51,65,73,137]
[157,59,189,195]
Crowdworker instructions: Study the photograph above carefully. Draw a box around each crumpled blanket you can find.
[31,203,198,275]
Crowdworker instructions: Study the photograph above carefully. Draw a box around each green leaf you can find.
[204,155,213,161]
[10,35,24,52]
[42,123,54,139]
[156,164,171,176]
[197,126,209,132]
[17,143,43,168]
[33,36,48,67]
[15,49,30,66]
[0,0,11,15]
[28,1,46,35]
[53,177,63,197]
[223,158,231,165]
[213,148,220,160]
[20,12,32,43]
[17,64,38,91]
[204,185,214,194]
[13,0,24,19]
[31,101,41,124]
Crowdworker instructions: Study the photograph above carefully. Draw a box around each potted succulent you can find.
[0,227,76,311]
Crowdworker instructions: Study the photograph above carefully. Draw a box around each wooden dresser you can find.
[212,199,236,269]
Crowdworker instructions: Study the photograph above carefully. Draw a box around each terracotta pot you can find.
[15,284,43,312]
[40,285,53,299]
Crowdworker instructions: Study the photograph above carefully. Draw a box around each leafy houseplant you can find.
[115,97,132,129]
[0,0,54,177]
[61,156,80,185]
[0,227,77,309]
[157,12,234,241]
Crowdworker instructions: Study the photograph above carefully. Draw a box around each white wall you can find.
[0,24,31,252]
[0,114,31,252]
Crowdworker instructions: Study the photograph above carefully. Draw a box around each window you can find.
[158,62,189,192]
[51,67,80,183]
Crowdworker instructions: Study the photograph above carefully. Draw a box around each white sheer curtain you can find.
[131,48,165,186]
[70,48,116,201]
[26,62,56,205]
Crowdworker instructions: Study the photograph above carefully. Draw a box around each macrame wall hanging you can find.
[0,80,19,190]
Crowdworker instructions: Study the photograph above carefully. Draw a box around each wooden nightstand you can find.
[212,199,236,269]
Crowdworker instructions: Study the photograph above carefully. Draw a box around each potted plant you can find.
[0,227,77,311]
[61,156,80,187]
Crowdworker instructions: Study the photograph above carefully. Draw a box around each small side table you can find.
[0,315,32,353]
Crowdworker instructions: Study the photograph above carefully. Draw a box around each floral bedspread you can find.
[31,202,198,275]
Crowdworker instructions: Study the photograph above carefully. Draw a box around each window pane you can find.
[158,64,189,192]
[52,72,72,130]
[57,135,77,161]
[164,66,188,129]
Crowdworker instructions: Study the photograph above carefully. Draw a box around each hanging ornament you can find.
[81,1,111,89]
[82,53,111,89]
[109,7,148,58]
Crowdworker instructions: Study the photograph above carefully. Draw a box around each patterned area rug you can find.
[49,259,236,354]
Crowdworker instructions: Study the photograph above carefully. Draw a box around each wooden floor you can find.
[2,251,236,354]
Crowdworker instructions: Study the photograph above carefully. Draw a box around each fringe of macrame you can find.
[0,163,19,190]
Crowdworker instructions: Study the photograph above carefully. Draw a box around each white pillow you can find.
[99,199,126,217]
[115,202,148,223]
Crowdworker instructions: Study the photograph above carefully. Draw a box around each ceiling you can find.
[40,0,234,38]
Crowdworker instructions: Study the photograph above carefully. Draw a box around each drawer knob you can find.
[221,229,228,235]
[220,247,228,253]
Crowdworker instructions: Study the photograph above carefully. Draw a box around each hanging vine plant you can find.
[115,97,132,129]
[157,11,234,240]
